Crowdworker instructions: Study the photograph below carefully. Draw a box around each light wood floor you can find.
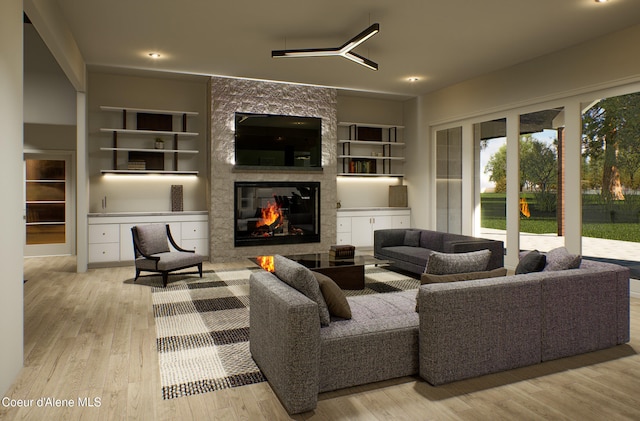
[2,256,639,420]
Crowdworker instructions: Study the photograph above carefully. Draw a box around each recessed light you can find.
[148,52,161,59]
[407,77,420,82]
[595,0,609,3]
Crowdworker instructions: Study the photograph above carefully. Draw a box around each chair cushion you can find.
[136,224,170,255]
[135,251,204,271]
[274,255,331,326]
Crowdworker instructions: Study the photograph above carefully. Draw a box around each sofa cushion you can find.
[419,230,445,251]
[544,247,581,271]
[274,255,331,326]
[136,224,170,255]
[403,230,421,247]
[380,246,432,267]
[424,250,491,275]
[314,272,352,319]
[421,267,508,284]
[516,250,547,274]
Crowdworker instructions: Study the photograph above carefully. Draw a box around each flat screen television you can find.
[234,112,322,168]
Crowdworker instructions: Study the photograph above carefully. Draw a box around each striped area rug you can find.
[151,265,418,399]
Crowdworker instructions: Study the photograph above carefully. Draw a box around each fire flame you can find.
[257,255,275,272]
[258,201,283,228]
[520,197,531,218]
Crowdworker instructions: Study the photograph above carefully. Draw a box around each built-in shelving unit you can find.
[337,122,405,177]
[99,106,200,175]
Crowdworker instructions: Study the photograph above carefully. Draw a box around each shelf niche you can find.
[100,106,199,175]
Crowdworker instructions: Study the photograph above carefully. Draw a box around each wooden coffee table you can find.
[254,253,388,290]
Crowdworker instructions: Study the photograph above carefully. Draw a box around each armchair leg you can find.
[162,272,168,287]
[134,269,141,283]
[198,263,203,278]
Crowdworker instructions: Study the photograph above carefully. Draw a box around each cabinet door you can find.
[372,215,392,233]
[392,214,411,228]
[350,216,374,247]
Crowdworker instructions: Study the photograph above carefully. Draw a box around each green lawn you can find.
[481,193,640,243]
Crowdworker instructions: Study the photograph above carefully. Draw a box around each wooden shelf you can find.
[338,155,405,160]
[101,170,199,175]
[100,147,198,154]
[99,128,199,137]
[338,139,405,146]
[338,122,405,129]
[100,106,198,116]
[338,173,404,177]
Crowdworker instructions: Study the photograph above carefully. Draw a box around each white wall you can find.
[23,23,76,125]
[336,95,412,209]
[0,0,25,396]
[88,71,209,213]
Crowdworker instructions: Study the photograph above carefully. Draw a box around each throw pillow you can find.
[135,224,170,255]
[424,249,491,275]
[273,255,331,326]
[544,247,582,271]
[416,267,508,312]
[515,250,546,274]
[314,272,352,319]
[403,230,421,247]
[421,267,508,284]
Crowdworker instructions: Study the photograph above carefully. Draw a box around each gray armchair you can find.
[131,224,204,287]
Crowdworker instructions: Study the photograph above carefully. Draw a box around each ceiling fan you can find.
[272,23,380,71]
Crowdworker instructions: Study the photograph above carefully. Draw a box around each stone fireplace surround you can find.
[210,77,337,262]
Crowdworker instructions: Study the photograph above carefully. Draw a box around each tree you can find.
[485,143,507,192]
[582,92,640,200]
[484,135,557,199]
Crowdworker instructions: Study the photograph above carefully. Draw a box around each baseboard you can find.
[631,278,640,298]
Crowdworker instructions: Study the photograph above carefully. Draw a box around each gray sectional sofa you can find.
[249,257,630,415]
[374,228,504,275]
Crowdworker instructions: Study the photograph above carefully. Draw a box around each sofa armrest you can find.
[374,229,408,255]
[443,239,504,270]
[418,276,542,385]
[249,271,320,414]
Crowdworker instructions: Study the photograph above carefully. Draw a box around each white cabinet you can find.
[180,221,209,255]
[336,217,352,245]
[336,208,411,248]
[88,213,208,267]
[351,215,392,247]
[88,224,120,263]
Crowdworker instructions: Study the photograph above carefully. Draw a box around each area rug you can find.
[151,265,419,399]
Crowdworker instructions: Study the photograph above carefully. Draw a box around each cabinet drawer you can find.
[182,221,208,240]
[336,232,351,245]
[89,243,120,263]
[336,217,352,233]
[89,224,119,244]
[181,238,209,256]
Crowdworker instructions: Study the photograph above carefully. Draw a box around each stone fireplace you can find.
[210,77,337,261]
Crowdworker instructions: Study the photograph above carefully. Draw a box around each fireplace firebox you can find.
[234,181,320,247]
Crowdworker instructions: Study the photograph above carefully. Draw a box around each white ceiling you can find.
[37,0,640,97]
